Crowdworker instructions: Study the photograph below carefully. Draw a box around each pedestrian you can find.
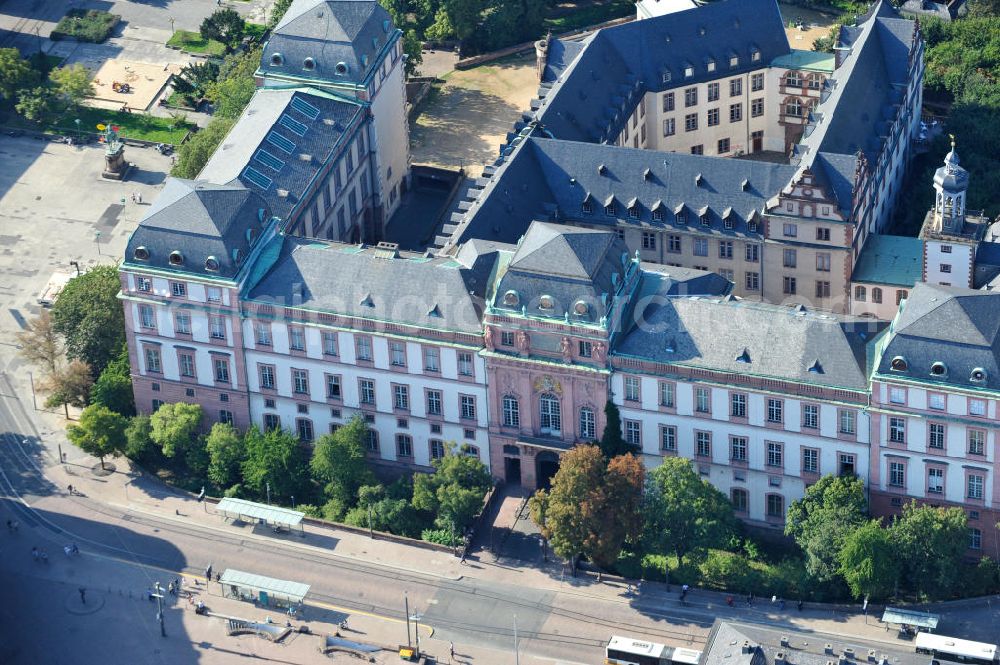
[67,484,74,495]
[797,600,804,611]
[626,583,633,595]
[130,192,136,203]
[450,641,455,659]
[215,572,221,583]
[771,594,777,604]
[137,192,142,204]
[79,588,86,605]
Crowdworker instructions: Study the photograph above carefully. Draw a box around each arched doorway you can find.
[535,451,560,490]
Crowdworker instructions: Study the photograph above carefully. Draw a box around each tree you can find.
[50,265,125,376]
[16,310,62,375]
[268,0,295,27]
[890,501,969,598]
[200,8,246,52]
[125,414,157,461]
[208,75,256,118]
[149,402,203,458]
[785,474,868,583]
[0,47,39,103]
[412,444,492,530]
[838,519,899,601]
[403,29,423,77]
[43,360,93,418]
[242,426,309,501]
[67,404,127,470]
[49,64,95,111]
[643,457,736,567]
[206,423,244,488]
[599,401,633,458]
[310,416,374,505]
[171,117,235,179]
[530,445,644,573]
[15,86,55,123]
[90,345,135,416]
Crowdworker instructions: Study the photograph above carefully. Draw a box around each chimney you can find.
[868,650,878,662]
[776,653,786,665]
[825,645,835,656]
[781,637,790,648]
[534,33,551,82]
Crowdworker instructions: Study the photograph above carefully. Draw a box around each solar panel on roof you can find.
[243,166,273,190]
[266,131,295,154]
[290,96,320,120]
[255,149,285,172]
[279,114,308,136]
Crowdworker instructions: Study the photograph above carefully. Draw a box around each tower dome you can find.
[932,135,969,231]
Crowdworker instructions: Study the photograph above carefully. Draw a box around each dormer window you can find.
[751,48,760,62]
[383,19,390,32]
[270,53,284,66]
[684,65,694,78]
[890,356,908,372]
[539,295,555,310]
[730,55,739,67]
[676,210,687,225]
[652,204,664,222]
[748,220,758,233]
[303,57,316,71]
[700,213,711,226]
[502,290,519,306]
[205,256,220,272]
[169,251,183,266]
[605,203,616,217]
[133,246,150,261]
[628,204,640,219]
[335,62,349,75]
[971,368,987,382]
[724,216,735,230]
[662,70,672,83]
[930,362,947,377]
[573,300,589,316]
[582,201,593,214]
[706,59,716,73]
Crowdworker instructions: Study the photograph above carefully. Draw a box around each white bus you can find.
[915,632,998,665]
[606,635,702,665]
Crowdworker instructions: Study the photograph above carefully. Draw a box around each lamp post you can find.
[69,260,81,276]
[152,582,166,637]
[513,614,519,665]
[95,231,102,256]
[404,592,411,648]
[410,612,423,656]
[266,481,271,505]
[74,118,80,140]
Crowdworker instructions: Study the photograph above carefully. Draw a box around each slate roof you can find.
[199,87,363,222]
[260,0,397,85]
[534,0,790,143]
[493,222,631,324]
[614,295,883,390]
[448,137,795,246]
[875,283,1000,391]
[851,234,923,286]
[125,179,270,279]
[246,236,485,334]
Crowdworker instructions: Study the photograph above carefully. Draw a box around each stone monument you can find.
[100,122,131,180]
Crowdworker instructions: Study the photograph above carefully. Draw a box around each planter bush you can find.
[51,9,120,43]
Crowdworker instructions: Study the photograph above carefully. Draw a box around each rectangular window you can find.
[802,448,819,474]
[668,235,682,253]
[214,358,230,383]
[802,404,819,429]
[767,399,783,423]
[783,276,797,295]
[662,92,675,112]
[139,304,155,329]
[136,276,152,292]
[815,281,831,298]
[968,429,986,455]
[353,336,372,362]
[929,422,945,449]
[684,87,697,107]
[731,393,747,418]
[259,364,275,389]
[767,442,783,468]
[500,331,515,347]
[940,263,952,273]
[696,387,711,413]
[968,474,984,500]
[396,434,413,458]
[707,108,720,127]
[297,418,314,442]
[322,331,338,356]
[767,495,783,518]
[783,249,797,268]
[175,313,191,335]
[625,376,640,402]
[460,395,476,420]
[390,341,406,366]
[889,387,906,404]
[641,232,656,250]
[816,253,831,272]
[393,384,409,410]
[751,97,764,117]
[289,326,305,351]
[663,118,676,136]
[971,528,982,550]
[263,414,280,431]
[928,467,944,494]
[458,352,474,376]
[696,431,712,457]
[427,389,443,416]
[730,78,742,97]
[694,238,708,256]
[730,436,747,462]
[718,137,730,153]
[219,409,234,425]
[690,144,703,155]
[255,322,272,346]
[364,429,379,453]
[887,461,905,487]
[839,409,856,434]
[732,489,748,512]
[625,420,641,446]
[659,381,675,408]
[326,374,341,399]
[292,369,309,394]
[578,341,592,358]
[707,82,720,101]
[745,272,759,291]
[816,228,831,241]
[430,439,445,460]
[359,378,375,405]
[170,281,186,297]
[969,399,986,416]
[719,240,733,259]
[661,425,677,451]
[209,316,226,340]
[889,417,906,443]
[684,113,698,132]
[179,352,195,377]
[729,103,742,122]
[423,347,440,372]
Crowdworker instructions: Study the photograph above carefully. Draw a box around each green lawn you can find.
[543,0,633,31]
[167,29,227,56]
[8,106,194,144]
[246,23,267,42]
[51,9,119,43]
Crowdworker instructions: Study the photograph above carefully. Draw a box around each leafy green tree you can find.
[890,501,969,598]
[269,0,295,27]
[838,519,899,601]
[49,64,95,111]
[599,401,633,458]
[50,265,125,376]
[90,345,135,416]
[149,402,203,458]
[425,6,455,41]
[441,0,482,41]
[206,422,244,488]
[642,457,736,567]
[125,414,157,461]
[16,310,62,375]
[412,444,492,530]
[0,48,39,103]
[587,453,645,571]
[15,86,55,123]
[208,75,256,118]
[346,483,426,537]
[171,117,235,178]
[67,404,127,469]
[241,426,308,501]
[43,359,93,418]
[785,474,868,583]
[200,8,246,52]
[310,415,374,506]
[403,29,423,77]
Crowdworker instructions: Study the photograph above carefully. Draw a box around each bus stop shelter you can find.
[216,497,305,535]
[219,569,310,611]
[881,607,939,637]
